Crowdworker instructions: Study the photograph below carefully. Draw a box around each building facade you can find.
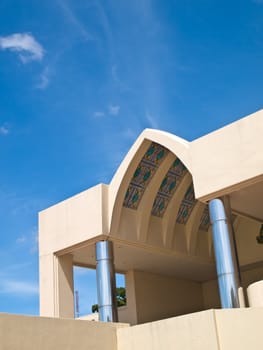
[39,109,263,324]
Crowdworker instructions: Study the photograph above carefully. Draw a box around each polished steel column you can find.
[209,198,240,308]
[96,240,118,322]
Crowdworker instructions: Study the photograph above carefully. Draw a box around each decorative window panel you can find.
[123,142,168,209]
[199,205,210,231]
[176,183,197,224]
[151,158,187,217]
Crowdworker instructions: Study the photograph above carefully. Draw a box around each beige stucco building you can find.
[38,109,263,327]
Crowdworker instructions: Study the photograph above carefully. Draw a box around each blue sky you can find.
[1,0,263,316]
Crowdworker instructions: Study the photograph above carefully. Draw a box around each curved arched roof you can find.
[107,129,212,260]
[106,110,263,260]
[108,129,191,232]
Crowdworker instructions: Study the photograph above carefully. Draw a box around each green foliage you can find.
[91,287,126,313]
[91,303,99,313]
[116,287,126,307]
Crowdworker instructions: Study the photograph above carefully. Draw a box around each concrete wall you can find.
[202,264,263,309]
[247,280,263,306]
[39,253,75,318]
[0,313,127,350]
[242,264,263,291]
[39,183,108,256]
[235,216,263,266]
[39,184,108,318]
[1,308,263,350]
[118,309,218,350]
[117,308,263,350]
[202,278,221,309]
[123,270,138,325]
[191,109,263,200]
[131,270,204,324]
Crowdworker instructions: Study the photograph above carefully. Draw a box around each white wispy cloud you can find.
[111,65,130,92]
[57,0,92,41]
[36,66,51,89]
[93,105,120,118]
[16,235,27,244]
[0,280,38,295]
[30,227,39,254]
[108,105,120,116]
[0,33,44,63]
[122,128,139,140]
[15,227,38,254]
[0,125,10,135]
[93,111,105,118]
[93,1,114,58]
[145,111,159,129]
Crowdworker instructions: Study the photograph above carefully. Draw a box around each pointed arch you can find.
[108,129,192,236]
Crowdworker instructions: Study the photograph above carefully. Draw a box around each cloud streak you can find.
[108,105,120,116]
[36,67,51,89]
[57,0,92,41]
[0,125,9,135]
[145,111,159,129]
[0,280,38,295]
[93,111,105,118]
[93,105,120,118]
[16,235,27,244]
[15,226,38,254]
[0,33,44,63]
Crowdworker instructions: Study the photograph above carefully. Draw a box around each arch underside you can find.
[110,141,214,261]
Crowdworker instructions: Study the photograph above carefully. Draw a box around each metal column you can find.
[95,240,118,322]
[209,198,240,308]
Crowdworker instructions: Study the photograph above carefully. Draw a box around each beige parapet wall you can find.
[117,308,263,350]
[0,313,127,350]
[247,280,263,307]
[1,309,263,350]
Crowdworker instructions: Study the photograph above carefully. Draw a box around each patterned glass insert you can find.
[199,205,210,231]
[151,158,187,217]
[123,142,168,209]
[176,183,197,224]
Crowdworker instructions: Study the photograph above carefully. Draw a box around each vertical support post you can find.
[96,240,118,322]
[40,253,74,318]
[55,254,75,318]
[209,198,240,308]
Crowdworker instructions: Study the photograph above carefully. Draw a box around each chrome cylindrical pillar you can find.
[209,198,240,308]
[96,240,118,322]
